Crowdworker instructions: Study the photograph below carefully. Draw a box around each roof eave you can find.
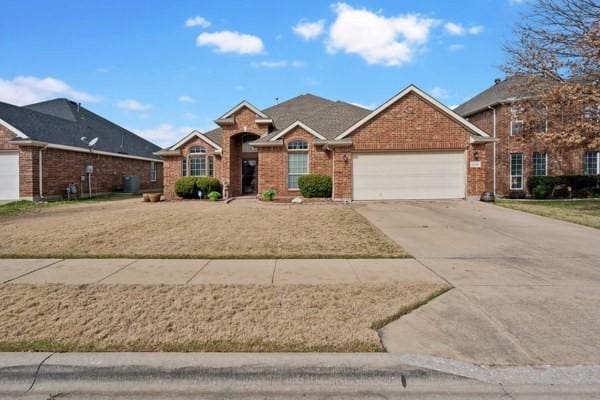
[251,140,283,147]
[9,139,48,147]
[154,149,181,157]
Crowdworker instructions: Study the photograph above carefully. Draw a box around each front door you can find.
[242,159,257,194]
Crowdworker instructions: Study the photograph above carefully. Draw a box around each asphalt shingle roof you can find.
[190,93,371,146]
[454,76,535,117]
[0,99,161,160]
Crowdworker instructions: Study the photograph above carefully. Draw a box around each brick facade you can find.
[162,135,222,200]
[162,91,492,201]
[467,104,592,196]
[257,127,332,197]
[1,124,162,200]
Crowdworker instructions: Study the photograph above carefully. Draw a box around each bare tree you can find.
[503,0,600,151]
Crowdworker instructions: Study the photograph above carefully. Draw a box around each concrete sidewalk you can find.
[0,258,444,285]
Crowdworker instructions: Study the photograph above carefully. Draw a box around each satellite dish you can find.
[88,137,99,147]
[80,136,87,143]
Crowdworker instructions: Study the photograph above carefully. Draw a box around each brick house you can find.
[0,99,163,200]
[455,77,600,196]
[157,85,494,201]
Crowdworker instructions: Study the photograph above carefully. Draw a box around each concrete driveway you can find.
[355,200,600,366]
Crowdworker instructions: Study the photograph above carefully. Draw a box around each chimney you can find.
[494,78,502,85]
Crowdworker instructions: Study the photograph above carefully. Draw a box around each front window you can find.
[189,146,206,154]
[510,153,523,190]
[511,106,524,135]
[532,152,547,176]
[150,162,157,182]
[208,155,214,176]
[287,140,309,190]
[242,135,256,152]
[189,156,206,176]
[181,158,187,176]
[584,151,600,175]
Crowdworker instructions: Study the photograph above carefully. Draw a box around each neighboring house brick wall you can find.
[468,104,589,196]
[0,125,18,150]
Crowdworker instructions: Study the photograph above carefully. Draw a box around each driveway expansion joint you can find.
[25,352,55,393]
[1,259,64,285]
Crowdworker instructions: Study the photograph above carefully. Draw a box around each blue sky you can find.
[0,0,531,147]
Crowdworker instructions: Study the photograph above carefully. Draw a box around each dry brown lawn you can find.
[0,282,447,352]
[0,199,405,258]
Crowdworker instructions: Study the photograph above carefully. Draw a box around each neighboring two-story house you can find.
[455,77,599,196]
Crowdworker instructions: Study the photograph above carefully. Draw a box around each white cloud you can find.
[508,0,530,4]
[135,124,193,147]
[117,99,152,112]
[429,86,449,99]
[293,19,326,40]
[326,3,438,66]
[468,25,484,35]
[250,60,305,68]
[0,76,99,106]
[185,16,211,28]
[444,22,484,36]
[178,95,195,103]
[183,112,197,120]
[448,43,464,52]
[196,31,264,54]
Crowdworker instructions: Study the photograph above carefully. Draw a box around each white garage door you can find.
[353,151,466,200]
[0,152,19,200]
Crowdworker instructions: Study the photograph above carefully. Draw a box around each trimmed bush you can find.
[298,174,332,198]
[207,191,221,201]
[174,177,197,198]
[262,188,276,201]
[195,177,221,197]
[174,177,221,199]
[528,175,600,199]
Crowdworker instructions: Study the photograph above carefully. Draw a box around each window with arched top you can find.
[242,134,257,152]
[287,140,308,190]
[287,140,308,151]
[183,145,213,177]
[189,146,206,154]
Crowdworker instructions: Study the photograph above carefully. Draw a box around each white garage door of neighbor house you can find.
[0,152,19,200]
[352,151,466,200]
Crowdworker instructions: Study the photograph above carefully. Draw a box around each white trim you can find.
[270,121,326,141]
[0,118,29,139]
[217,100,269,120]
[335,85,491,140]
[169,130,222,151]
[286,148,309,191]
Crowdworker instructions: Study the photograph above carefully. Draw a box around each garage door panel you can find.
[0,152,19,200]
[353,152,465,200]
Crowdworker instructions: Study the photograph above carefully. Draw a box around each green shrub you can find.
[532,184,552,199]
[207,191,221,201]
[527,175,600,199]
[174,177,221,199]
[194,177,221,197]
[174,177,197,198]
[262,188,276,201]
[298,174,332,198]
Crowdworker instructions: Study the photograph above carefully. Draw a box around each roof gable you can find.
[217,100,269,120]
[269,121,326,141]
[335,85,490,140]
[169,130,222,151]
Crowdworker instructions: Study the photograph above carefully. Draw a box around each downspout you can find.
[488,106,497,195]
[38,144,48,200]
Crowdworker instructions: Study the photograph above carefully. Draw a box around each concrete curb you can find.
[2,353,600,397]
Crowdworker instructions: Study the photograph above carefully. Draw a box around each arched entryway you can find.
[230,132,260,196]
